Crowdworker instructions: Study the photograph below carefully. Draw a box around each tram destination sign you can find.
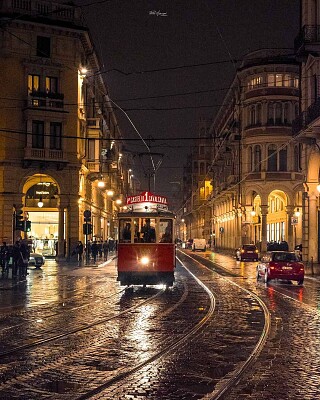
[126,191,168,206]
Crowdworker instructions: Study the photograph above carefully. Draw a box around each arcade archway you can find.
[23,174,60,257]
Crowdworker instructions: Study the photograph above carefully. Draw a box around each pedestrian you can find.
[75,241,83,266]
[102,240,109,261]
[98,241,103,258]
[20,241,30,276]
[0,242,9,276]
[12,241,22,278]
[108,238,114,252]
[91,241,98,264]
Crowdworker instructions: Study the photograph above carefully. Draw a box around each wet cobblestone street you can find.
[0,251,319,399]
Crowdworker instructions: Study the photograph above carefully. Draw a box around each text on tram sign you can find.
[126,191,168,206]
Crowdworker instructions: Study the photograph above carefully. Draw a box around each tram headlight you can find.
[140,256,150,265]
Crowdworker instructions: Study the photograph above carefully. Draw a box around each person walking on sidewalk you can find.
[75,241,84,266]
[91,241,98,264]
[102,240,109,261]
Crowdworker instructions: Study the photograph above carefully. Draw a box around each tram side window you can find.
[141,218,156,243]
[119,219,131,243]
[159,219,173,243]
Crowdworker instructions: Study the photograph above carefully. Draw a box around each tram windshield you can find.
[119,218,173,244]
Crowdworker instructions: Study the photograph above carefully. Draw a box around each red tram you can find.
[117,191,176,287]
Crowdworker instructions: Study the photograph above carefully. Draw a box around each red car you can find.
[257,251,304,285]
[236,244,259,261]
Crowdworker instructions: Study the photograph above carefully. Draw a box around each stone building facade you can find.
[0,0,134,258]
[183,49,303,254]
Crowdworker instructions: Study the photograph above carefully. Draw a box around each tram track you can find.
[0,286,127,337]
[0,288,163,358]
[0,267,213,399]
[75,260,215,400]
[179,250,271,400]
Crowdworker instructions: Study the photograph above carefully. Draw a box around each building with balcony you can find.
[0,0,135,257]
[184,49,301,253]
[293,0,320,262]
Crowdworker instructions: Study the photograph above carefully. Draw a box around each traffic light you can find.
[15,209,24,230]
[84,209,91,223]
[83,223,92,235]
[25,221,31,232]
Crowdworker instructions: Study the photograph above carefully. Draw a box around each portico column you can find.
[57,207,65,259]
[308,194,318,262]
[286,205,294,251]
[57,195,68,259]
[260,205,268,252]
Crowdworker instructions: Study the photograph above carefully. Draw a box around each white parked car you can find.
[192,238,206,252]
[28,253,45,269]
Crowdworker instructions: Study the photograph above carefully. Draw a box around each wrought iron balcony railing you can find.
[292,97,320,135]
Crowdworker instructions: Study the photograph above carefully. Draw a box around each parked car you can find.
[28,253,45,269]
[256,251,304,285]
[236,244,259,261]
[192,238,206,252]
[186,239,193,250]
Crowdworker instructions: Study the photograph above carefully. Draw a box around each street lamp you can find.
[37,197,44,208]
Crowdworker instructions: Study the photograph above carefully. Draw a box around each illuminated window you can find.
[46,76,58,93]
[275,74,283,86]
[248,75,263,89]
[284,74,290,87]
[28,74,40,93]
[267,74,275,86]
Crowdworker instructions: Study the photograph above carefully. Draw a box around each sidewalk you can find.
[0,252,117,290]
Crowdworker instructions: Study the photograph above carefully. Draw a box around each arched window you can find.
[200,162,205,175]
[294,144,301,171]
[256,103,262,124]
[253,145,261,172]
[249,105,256,126]
[267,102,274,125]
[193,161,198,173]
[275,103,282,124]
[279,146,287,171]
[283,103,289,124]
[268,144,277,171]
[248,146,253,172]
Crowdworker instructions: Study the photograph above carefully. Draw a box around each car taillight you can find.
[300,267,304,271]
[270,266,275,270]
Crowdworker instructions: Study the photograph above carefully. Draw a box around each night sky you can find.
[76,0,300,201]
